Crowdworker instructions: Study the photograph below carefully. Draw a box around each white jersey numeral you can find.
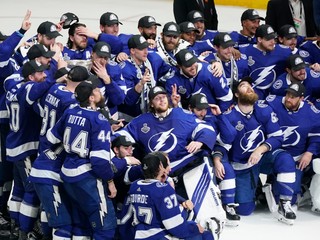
[40,105,57,136]
[63,127,89,158]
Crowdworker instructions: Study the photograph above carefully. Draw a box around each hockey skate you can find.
[311,206,320,214]
[206,217,223,240]
[223,204,240,227]
[277,199,296,225]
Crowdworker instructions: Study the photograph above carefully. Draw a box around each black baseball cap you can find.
[54,67,69,79]
[175,49,198,67]
[187,10,205,23]
[112,136,134,148]
[255,24,277,40]
[148,86,167,101]
[138,16,161,28]
[60,12,79,29]
[278,25,298,39]
[0,31,8,41]
[100,12,122,26]
[22,60,48,78]
[286,54,306,71]
[232,76,253,94]
[213,32,235,48]
[37,21,62,38]
[67,65,91,82]
[74,77,100,102]
[285,82,305,97]
[162,22,180,36]
[179,22,200,34]
[241,9,265,21]
[27,44,55,60]
[93,41,111,58]
[128,35,149,50]
[189,93,209,110]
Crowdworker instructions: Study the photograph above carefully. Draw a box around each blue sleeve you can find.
[97,33,123,55]
[0,31,24,62]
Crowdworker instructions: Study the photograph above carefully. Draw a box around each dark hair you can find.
[141,152,168,179]
[67,23,86,49]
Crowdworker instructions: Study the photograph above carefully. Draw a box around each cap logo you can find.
[100,45,109,53]
[252,10,259,16]
[200,96,208,104]
[187,22,195,29]
[35,61,41,67]
[139,36,146,44]
[153,86,163,94]
[148,16,156,23]
[50,25,57,32]
[267,26,274,34]
[184,52,193,61]
[290,84,299,92]
[289,27,296,34]
[294,57,303,65]
[109,13,117,21]
[168,24,177,31]
[224,34,231,42]
[61,15,67,21]
[42,45,49,52]
[193,12,202,18]
[125,136,131,142]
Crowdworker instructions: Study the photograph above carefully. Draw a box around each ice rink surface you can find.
[0,0,319,239]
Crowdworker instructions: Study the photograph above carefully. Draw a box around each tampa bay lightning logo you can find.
[250,65,276,90]
[148,128,177,153]
[281,126,300,147]
[240,126,265,153]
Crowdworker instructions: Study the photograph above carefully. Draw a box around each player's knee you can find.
[236,202,255,216]
[313,158,320,174]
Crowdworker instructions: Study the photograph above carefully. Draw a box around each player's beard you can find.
[96,96,106,109]
[142,32,156,40]
[154,103,169,114]
[238,91,258,105]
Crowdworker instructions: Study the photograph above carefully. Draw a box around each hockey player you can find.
[165,49,233,111]
[137,15,161,48]
[266,82,320,214]
[216,77,297,224]
[128,152,216,240]
[45,78,117,239]
[239,24,292,99]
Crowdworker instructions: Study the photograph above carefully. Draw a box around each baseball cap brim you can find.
[183,56,198,67]
[45,32,62,39]
[291,63,307,71]
[220,40,236,48]
[285,88,301,97]
[264,33,277,40]
[163,30,180,37]
[42,50,56,58]
[136,42,149,50]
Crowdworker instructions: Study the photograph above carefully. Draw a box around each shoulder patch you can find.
[257,102,268,108]
[279,44,290,49]
[118,61,126,69]
[240,53,247,60]
[156,182,168,188]
[207,64,213,73]
[266,95,276,102]
[298,50,310,58]
[239,44,249,48]
[108,60,117,66]
[272,79,283,89]
[311,105,320,113]
[182,109,193,115]
[98,113,108,121]
[310,70,320,78]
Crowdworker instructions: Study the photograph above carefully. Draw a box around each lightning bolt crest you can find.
[243,126,261,153]
[282,126,299,141]
[254,65,275,87]
[154,128,174,151]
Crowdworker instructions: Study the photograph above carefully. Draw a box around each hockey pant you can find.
[310,158,320,210]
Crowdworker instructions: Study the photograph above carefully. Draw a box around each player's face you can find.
[100,24,119,36]
[37,56,51,66]
[181,31,197,45]
[236,81,258,105]
[139,25,157,40]
[258,37,275,52]
[131,48,148,64]
[290,68,306,81]
[157,157,171,183]
[242,19,260,36]
[37,34,56,48]
[193,21,205,39]
[91,87,105,108]
[216,46,233,61]
[91,52,108,67]
[285,93,302,111]
[70,26,88,50]
[31,71,47,83]
[279,36,297,50]
[151,94,169,113]
[162,34,180,51]
[192,108,207,120]
[180,62,198,78]
[115,145,133,158]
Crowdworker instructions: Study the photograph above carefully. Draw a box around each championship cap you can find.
[138,16,161,28]
[255,24,277,40]
[213,32,235,48]
[112,136,134,148]
[286,54,306,71]
[93,41,111,58]
[232,76,253,94]
[189,93,209,110]
[162,22,180,36]
[241,9,265,21]
[27,44,55,60]
[54,67,69,79]
[67,65,91,82]
[74,76,100,102]
[128,35,149,50]
[100,12,122,26]
[278,25,298,39]
[0,31,8,41]
[60,12,79,29]
[179,22,200,33]
[285,82,305,97]
[37,21,62,38]
[22,60,48,78]
[187,10,205,23]
[148,86,167,101]
[175,49,198,67]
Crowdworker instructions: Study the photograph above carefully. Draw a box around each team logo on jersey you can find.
[248,56,255,66]
[148,128,177,153]
[272,79,283,89]
[281,126,300,147]
[240,126,265,153]
[235,121,244,131]
[141,123,150,133]
[250,65,276,89]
